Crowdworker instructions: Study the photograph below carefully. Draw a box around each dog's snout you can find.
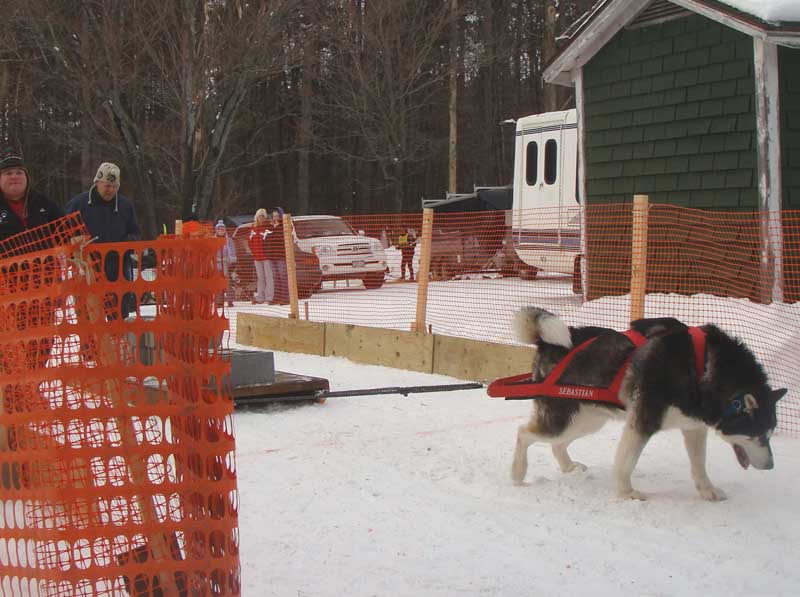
[748,442,774,470]
[753,459,774,470]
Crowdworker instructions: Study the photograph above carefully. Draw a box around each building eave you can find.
[544,0,800,88]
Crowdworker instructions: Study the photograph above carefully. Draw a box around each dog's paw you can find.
[562,461,587,473]
[510,465,527,485]
[698,485,727,502]
[511,456,528,484]
[618,489,648,501]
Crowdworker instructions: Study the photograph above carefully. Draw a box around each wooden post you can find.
[753,39,784,304]
[283,213,300,319]
[413,208,434,333]
[630,195,649,322]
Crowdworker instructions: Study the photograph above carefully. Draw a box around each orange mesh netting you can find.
[0,212,88,260]
[0,217,239,595]
[225,206,799,434]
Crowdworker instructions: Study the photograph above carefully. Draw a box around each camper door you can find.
[512,111,579,274]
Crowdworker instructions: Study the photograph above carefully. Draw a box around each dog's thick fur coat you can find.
[511,307,786,500]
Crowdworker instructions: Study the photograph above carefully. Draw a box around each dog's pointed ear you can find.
[771,388,788,402]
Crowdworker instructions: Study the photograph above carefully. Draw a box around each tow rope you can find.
[234,382,485,407]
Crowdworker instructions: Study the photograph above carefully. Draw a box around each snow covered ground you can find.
[228,273,800,596]
[235,351,800,597]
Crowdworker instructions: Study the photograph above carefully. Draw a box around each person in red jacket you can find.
[265,207,288,304]
[247,208,272,304]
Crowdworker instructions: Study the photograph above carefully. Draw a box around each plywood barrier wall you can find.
[237,314,534,381]
[433,335,536,381]
[325,322,435,373]
[237,312,325,355]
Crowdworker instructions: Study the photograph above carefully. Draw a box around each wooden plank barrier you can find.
[238,314,534,382]
[237,312,325,355]
[433,335,535,382]
[325,322,435,373]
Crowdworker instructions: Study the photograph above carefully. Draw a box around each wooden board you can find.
[137,371,329,406]
[236,312,534,382]
[433,335,535,382]
[233,371,329,400]
[324,322,434,374]
[237,312,325,355]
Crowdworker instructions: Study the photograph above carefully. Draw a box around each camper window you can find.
[544,139,558,185]
[525,141,538,186]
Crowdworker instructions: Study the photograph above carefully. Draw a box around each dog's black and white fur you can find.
[511,307,787,501]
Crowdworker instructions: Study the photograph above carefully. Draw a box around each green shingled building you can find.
[543,0,800,301]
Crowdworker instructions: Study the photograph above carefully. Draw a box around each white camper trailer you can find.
[511,109,581,278]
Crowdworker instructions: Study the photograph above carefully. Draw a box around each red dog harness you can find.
[487,327,707,409]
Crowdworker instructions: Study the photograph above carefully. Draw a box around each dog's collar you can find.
[723,395,747,418]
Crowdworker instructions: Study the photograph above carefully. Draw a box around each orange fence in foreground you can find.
[1,219,239,595]
[214,204,799,434]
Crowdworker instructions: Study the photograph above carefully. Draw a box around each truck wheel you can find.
[362,273,385,289]
[572,255,583,295]
[430,257,443,280]
[519,266,539,281]
[439,257,454,280]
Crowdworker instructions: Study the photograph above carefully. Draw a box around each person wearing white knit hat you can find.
[66,162,141,319]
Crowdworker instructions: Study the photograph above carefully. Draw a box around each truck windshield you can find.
[294,218,357,239]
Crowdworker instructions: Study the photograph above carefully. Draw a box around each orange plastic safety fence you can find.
[224,206,798,435]
[0,224,239,595]
[0,212,88,260]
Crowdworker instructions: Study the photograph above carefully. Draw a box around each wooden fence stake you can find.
[283,213,300,320]
[413,208,434,333]
[630,194,649,322]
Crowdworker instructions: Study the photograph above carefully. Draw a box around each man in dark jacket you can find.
[0,148,64,427]
[0,148,64,246]
[66,162,141,319]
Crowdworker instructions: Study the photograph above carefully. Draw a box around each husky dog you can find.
[511,307,787,501]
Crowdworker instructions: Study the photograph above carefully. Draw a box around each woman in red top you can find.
[247,208,272,304]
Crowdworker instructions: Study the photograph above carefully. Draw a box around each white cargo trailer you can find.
[511,109,581,278]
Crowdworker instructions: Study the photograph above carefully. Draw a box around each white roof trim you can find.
[544,0,648,86]
[545,0,800,87]
[671,0,770,38]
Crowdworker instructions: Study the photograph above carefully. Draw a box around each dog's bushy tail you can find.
[513,307,572,348]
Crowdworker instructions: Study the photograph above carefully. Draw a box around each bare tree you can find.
[449,0,459,194]
[2,0,597,222]
[12,0,297,235]
[317,0,454,212]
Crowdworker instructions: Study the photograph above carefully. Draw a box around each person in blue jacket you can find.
[66,162,141,319]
